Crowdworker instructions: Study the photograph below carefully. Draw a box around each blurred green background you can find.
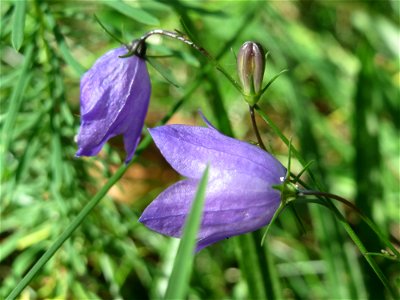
[1,0,399,299]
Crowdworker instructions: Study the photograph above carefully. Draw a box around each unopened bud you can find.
[237,41,265,105]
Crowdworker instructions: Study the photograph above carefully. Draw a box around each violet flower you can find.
[139,120,287,251]
[76,47,151,163]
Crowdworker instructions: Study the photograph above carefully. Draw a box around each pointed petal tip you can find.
[198,110,218,131]
[75,148,89,158]
[138,214,144,223]
[195,243,207,253]
[148,126,162,137]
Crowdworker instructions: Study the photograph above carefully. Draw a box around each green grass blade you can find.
[256,104,398,297]
[302,198,399,299]
[5,133,154,300]
[164,166,209,300]
[11,0,26,50]
[55,32,86,76]
[235,234,267,299]
[1,45,33,178]
[101,0,159,26]
[5,71,197,300]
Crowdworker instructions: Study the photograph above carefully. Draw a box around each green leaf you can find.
[260,202,285,246]
[57,36,86,76]
[102,0,159,26]
[164,166,209,300]
[11,0,26,50]
[235,233,271,300]
[1,45,32,179]
[42,9,86,77]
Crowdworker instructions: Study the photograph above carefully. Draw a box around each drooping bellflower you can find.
[76,46,151,163]
[139,120,287,251]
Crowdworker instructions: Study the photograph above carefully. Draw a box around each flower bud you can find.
[237,41,265,105]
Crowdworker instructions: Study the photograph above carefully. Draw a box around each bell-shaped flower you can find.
[139,120,286,251]
[76,47,151,163]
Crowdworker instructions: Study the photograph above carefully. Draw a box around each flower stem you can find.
[300,196,399,299]
[136,29,242,93]
[255,105,398,296]
[139,29,210,58]
[298,190,400,259]
[249,105,267,151]
[299,190,363,215]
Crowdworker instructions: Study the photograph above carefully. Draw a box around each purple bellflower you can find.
[139,120,287,251]
[76,47,151,163]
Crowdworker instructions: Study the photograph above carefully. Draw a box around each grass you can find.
[1,1,399,299]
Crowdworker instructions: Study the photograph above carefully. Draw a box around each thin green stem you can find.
[94,14,125,45]
[299,190,400,259]
[6,138,144,300]
[135,29,242,93]
[249,105,267,151]
[255,105,398,297]
[365,252,399,261]
[300,198,399,299]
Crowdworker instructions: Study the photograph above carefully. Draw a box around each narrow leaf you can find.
[1,45,32,179]
[94,14,126,45]
[260,202,285,246]
[57,36,86,76]
[6,86,194,300]
[11,0,26,50]
[102,0,159,26]
[164,166,209,300]
[146,57,180,88]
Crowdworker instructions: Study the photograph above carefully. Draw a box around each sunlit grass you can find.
[1,1,399,299]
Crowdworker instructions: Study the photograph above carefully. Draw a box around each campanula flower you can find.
[76,47,151,163]
[139,120,286,251]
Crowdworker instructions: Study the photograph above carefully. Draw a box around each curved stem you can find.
[255,104,399,297]
[299,190,363,215]
[249,105,266,151]
[139,29,210,59]
[298,197,399,299]
[298,190,400,259]
[135,29,242,93]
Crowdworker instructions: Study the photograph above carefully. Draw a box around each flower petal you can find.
[139,179,198,238]
[148,125,286,180]
[139,172,281,251]
[76,47,151,162]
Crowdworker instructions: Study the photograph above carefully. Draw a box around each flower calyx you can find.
[121,39,147,59]
[273,180,298,206]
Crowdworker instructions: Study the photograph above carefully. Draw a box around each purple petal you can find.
[76,47,151,162]
[139,179,198,238]
[139,172,282,251]
[148,125,286,181]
